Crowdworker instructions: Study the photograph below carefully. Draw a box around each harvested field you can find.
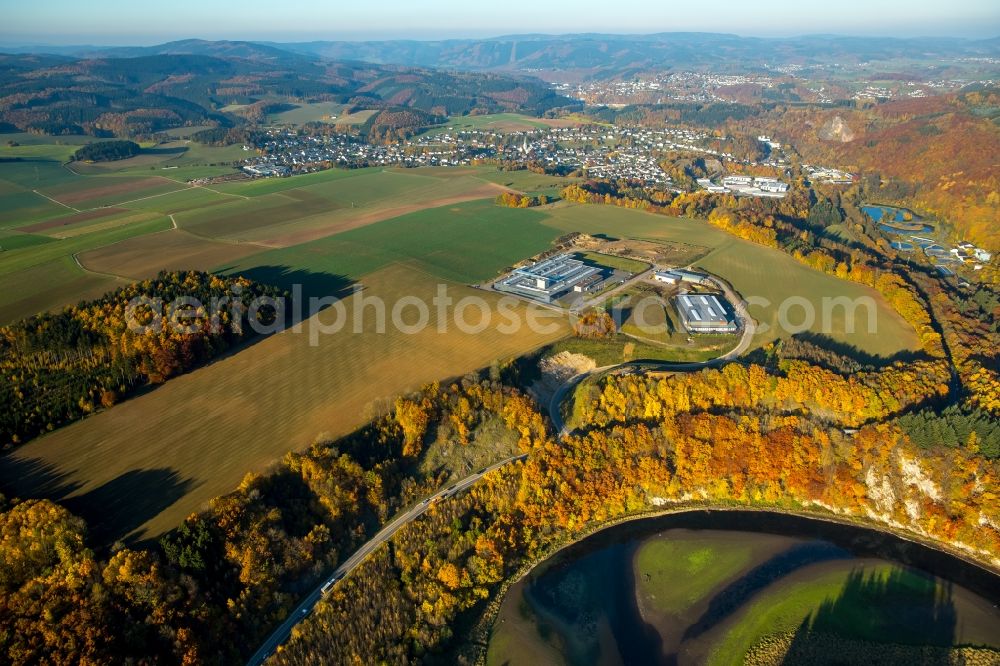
[77,229,266,280]
[0,264,569,543]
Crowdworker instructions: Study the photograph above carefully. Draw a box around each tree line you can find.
[0,271,284,447]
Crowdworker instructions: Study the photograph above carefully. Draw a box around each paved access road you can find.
[548,275,756,436]
[246,453,528,666]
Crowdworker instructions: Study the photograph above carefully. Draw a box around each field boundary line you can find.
[71,251,130,281]
[68,214,177,280]
[173,224,272,249]
[32,189,80,213]
[194,184,250,200]
[93,186,196,210]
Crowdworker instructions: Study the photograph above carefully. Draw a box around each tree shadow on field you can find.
[750,332,930,374]
[216,264,357,325]
[0,455,83,501]
[781,567,957,664]
[62,468,199,548]
[141,146,188,157]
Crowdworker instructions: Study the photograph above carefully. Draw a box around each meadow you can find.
[420,113,581,134]
[266,102,376,126]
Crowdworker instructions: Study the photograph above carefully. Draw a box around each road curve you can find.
[548,276,756,436]
[246,453,528,666]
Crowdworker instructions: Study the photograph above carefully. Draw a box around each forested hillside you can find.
[1,271,283,447]
[0,46,578,138]
[2,353,999,665]
[756,89,1000,250]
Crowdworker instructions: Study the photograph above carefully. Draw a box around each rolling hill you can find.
[0,43,579,137]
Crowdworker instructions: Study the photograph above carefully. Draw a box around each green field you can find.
[421,113,576,134]
[220,198,560,286]
[575,250,650,273]
[0,230,57,251]
[0,258,126,325]
[540,204,920,357]
[267,102,375,126]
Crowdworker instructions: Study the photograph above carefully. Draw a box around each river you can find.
[486,510,1000,666]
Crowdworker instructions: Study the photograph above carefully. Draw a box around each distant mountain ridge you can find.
[4,33,998,76]
[266,32,1000,75]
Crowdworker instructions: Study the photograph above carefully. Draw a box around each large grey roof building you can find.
[675,293,738,333]
[497,253,600,303]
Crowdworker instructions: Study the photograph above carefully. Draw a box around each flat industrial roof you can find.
[676,293,732,326]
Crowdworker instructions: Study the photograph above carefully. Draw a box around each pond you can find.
[862,205,935,234]
[486,511,1000,666]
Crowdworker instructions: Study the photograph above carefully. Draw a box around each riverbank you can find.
[465,502,1000,665]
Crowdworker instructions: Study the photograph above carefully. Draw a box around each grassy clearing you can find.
[550,334,728,367]
[159,125,217,138]
[575,250,650,273]
[541,204,920,358]
[0,264,569,542]
[474,168,579,194]
[634,535,757,615]
[267,102,347,125]
[74,142,250,180]
[422,113,573,134]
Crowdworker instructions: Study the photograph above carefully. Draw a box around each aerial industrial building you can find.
[675,293,739,333]
[497,253,601,302]
[654,269,709,285]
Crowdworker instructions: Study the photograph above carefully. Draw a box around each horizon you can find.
[4,0,999,46]
[2,29,999,51]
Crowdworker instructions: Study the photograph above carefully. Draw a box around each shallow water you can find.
[487,511,1000,666]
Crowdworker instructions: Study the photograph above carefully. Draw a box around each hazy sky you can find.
[3,0,999,44]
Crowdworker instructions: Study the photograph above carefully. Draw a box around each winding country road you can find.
[247,274,754,664]
[246,453,528,666]
[548,275,756,436]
